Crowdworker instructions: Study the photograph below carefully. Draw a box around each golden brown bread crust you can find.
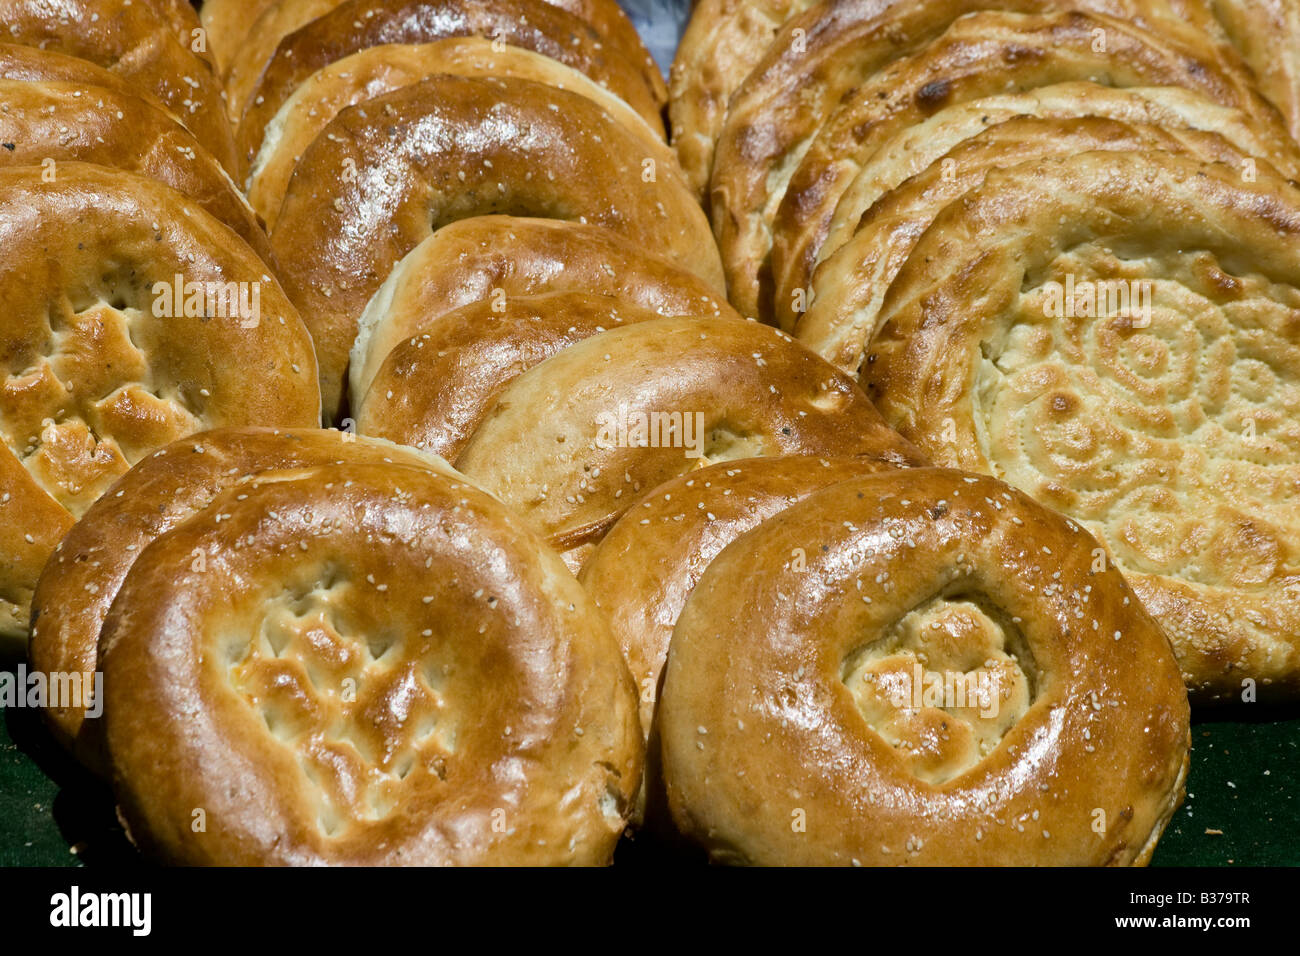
[796,113,1275,369]
[271,76,721,419]
[863,150,1300,700]
[0,162,321,646]
[0,0,240,177]
[581,455,915,734]
[234,0,666,167]
[669,0,814,196]
[555,0,668,106]
[549,0,668,107]
[660,468,1191,865]
[0,446,75,652]
[223,0,349,118]
[199,0,279,73]
[101,457,642,865]
[29,427,437,767]
[348,216,737,406]
[357,293,668,461]
[0,76,273,266]
[580,453,919,827]
[671,0,1229,198]
[711,1,1273,322]
[450,315,923,568]
[248,38,670,230]
[224,0,664,129]
[768,10,1293,329]
[0,39,151,92]
[1209,0,1300,143]
[798,109,1297,336]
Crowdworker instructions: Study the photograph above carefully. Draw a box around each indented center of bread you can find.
[2,290,202,516]
[842,592,1034,785]
[221,561,457,835]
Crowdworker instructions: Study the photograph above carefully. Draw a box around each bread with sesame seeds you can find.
[30,427,440,770]
[356,292,678,461]
[581,452,921,824]
[659,468,1190,865]
[223,0,665,133]
[95,448,641,864]
[247,38,672,230]
[583,456,922,731]
[0,163,320,652]
[271,74,722,419]
[439,315,923,570]
[0,74,273,265]
[198,0,279,74]
[0,0,240,177]
[232,0,667,168]
[348,216,738,411]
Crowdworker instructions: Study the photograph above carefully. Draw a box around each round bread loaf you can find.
[100,453,641,865]
[581,453,918,825]
[356,292,670,461]
[348,216,737,406]
[224,0,665,130]
[795,109,1295,334]
[0,39,158,93]
[797,113,1274,368]
[864,150,1300,700]
[248,38,671,229]
[30,427,436,767]
[0,163,320,648]
[233,0,666,166]
[0,76,273,265]
[271,76,721,418]
[0,0,239,176]
[224,0,370,121]
[447,316,922,569]
[583,454,914,741]
[660,469,1191,865]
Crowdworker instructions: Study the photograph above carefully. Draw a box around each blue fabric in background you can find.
[616,0,691,76]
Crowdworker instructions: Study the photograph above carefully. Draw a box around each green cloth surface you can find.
[1,660,1295,866]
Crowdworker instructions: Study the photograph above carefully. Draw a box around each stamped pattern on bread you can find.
[0,165,319,646]
[223,557,457,831]
[842,594,1035,785]
[30,429,451,766]
[866,151,1300,698]
[796,110,1287,370]
[99,459,641,864]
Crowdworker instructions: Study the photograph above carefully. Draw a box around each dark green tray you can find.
[2,658,1295,866]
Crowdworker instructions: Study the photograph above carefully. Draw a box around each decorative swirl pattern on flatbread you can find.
[865,150,1300,698]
